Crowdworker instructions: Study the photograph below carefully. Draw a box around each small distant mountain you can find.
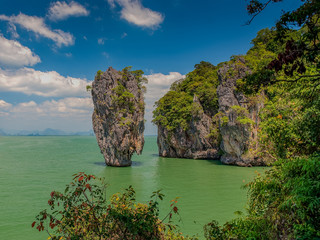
[0,128,94,136]
[0,129,7,136]
[41,128,67,136]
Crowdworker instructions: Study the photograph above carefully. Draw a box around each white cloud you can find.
[0,67,91,97]
[0,99,12,109]
[0,99,12,116]
[97,37,107,45]
[11,97,93,116]
[48,1,89,21]
[7,22,19,38]
[108,0,164,28]
[0,13,74,47]
[0,36,40,67]
[0,97,93,131]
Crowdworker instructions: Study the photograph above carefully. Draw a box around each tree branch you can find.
[246,0,273,25]
[271,74,320,83]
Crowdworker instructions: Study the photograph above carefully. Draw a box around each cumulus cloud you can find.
[0,67,91,97]
[7,22,19,38]
[0,97,93,131]
[0,13,74,47]
[47,1,89,21]
[0,36,40,67]
[108,0,164,28]
[0,99,12,116]
[0,99,12,109]
[11,97,92,116]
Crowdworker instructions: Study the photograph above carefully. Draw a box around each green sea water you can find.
[0,136,266,239]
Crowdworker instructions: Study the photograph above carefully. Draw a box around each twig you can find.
[245,0,273,25]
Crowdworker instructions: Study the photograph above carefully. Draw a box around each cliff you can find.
[91,67,145,167]
[153,61,220,160]
[217,59,266,166]
[157,95,219,159]
[153,60,268,166]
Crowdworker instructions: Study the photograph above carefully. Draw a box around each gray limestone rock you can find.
[91,67,145,167]
[217,59,266,166]
[157,95,220,160]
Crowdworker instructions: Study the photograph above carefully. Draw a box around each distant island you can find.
[0,128,94,136]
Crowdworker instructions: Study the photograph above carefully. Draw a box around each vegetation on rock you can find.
[153,61,219,132]
[203,1,320,238]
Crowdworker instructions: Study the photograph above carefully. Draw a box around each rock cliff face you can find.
[155,59,268,166]
[157,95,220,159]
[217,60,266,166]
[91,67,145,167]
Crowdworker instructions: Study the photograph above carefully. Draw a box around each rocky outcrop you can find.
[91,67,145,167]
[157,95,220,159]
[155,58,268,166]
[217,59,266,166]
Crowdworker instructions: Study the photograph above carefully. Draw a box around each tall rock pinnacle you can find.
[91,67,146,167]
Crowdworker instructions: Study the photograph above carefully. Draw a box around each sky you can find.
[0,0,303,135]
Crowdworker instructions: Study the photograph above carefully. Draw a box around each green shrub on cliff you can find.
[204,154,320,239]
[111,82,135,113]
[153,61,219,131]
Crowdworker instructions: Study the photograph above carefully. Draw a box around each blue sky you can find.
[0,0,302,134]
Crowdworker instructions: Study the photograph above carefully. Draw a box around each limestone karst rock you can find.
[91,67,145,167]
[157,95,220,159]
[154,59,268,166]
[217,59,266,166]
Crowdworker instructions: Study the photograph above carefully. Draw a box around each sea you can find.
[0,136,265,239]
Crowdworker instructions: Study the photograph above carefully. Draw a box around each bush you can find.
[32,173,183,240]
[204,154,320,239]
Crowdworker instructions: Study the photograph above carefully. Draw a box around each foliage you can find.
[232,24,320,159]
[153,61,219,132]
[32,172,183,240]
[204,154,320,239]
[111,82,135,113]
[153,91,193,131]
[259,87,320,158]
[122,66,148,92]
[96,70,103,79]
[230,105,255,126]
[86,85,92,92]
[246,0,320,89]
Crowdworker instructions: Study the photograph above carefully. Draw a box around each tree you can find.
[246,0,320,92]
[204,154,320,239]
[32,172,183,240]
